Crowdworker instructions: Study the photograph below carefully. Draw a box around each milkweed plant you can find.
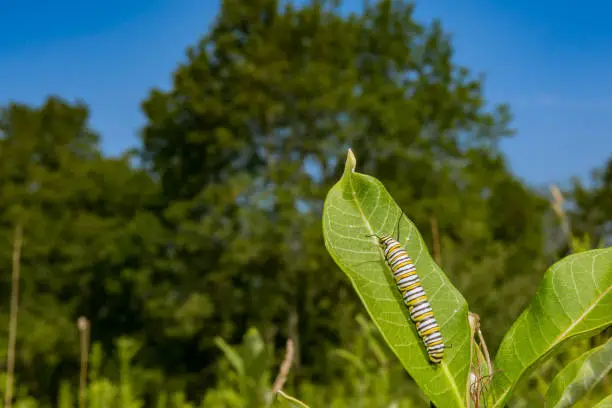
[278,149,612,408]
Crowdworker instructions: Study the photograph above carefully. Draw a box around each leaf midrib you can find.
[346,174,465,408]
[494,283,612,407]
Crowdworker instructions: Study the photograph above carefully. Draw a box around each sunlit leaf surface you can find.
[544,338,612,408]
[492,247,612,407]
[322,149,471,408]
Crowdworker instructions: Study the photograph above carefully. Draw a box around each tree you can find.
[0,97,164,402]
[139,0,545,395]
[569,156,612,247]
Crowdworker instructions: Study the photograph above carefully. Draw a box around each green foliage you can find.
[0,97,165,403]
[210,328,273,407]
[544,339,612,408]
[315,314,426,407]
[204,319,425,407]
[322,149,470,407]
[569,157,612,246]
[492,247,612,406]
[507,331,612,408]
[4,322,428,407]
[592,394,612,408]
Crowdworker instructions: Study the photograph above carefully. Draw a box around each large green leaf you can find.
[544,338,612,408]
[322,149,471,408]
[492,247,612,406]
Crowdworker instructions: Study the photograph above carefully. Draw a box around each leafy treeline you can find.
[0,0,609,405]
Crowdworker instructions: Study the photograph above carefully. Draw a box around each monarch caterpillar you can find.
[367,215,445,364]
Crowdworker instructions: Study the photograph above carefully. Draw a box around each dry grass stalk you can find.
[4,225,23,408]
[468,312,496,408]
[549,184,572,242]
[272,338,295,394]
[77,316,91,408]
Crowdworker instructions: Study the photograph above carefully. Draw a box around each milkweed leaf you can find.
[322,149,471,408]
[544,338,612,408]
[492,247,612,407]
[592,393,612,408]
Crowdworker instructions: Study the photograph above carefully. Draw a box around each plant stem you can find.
[4,225,23,408]
[77,316,91,408]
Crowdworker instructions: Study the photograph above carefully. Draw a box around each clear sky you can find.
[1,0,610,188]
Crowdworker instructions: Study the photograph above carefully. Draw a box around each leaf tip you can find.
[345,148,357,174]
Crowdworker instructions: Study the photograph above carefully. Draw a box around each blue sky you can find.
[1,0,610,188]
